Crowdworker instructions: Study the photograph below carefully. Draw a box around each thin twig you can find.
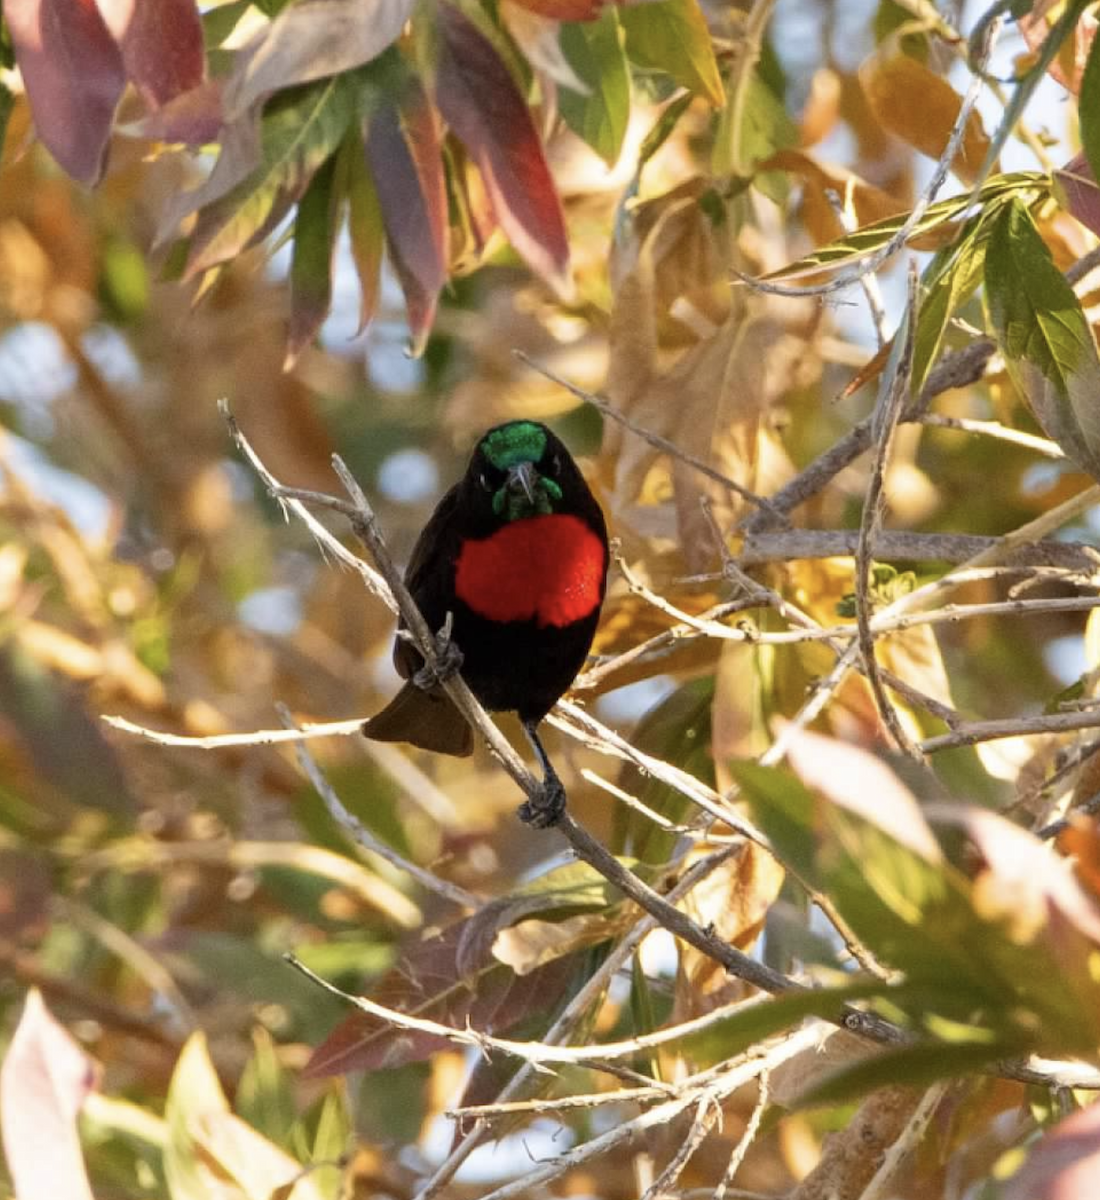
[922,712,1100,753]
[731,16,1003,299]
[275,703,480,909]
[416,848,740,1198]
[855,262,922,759]
[858,1082,949,1200]
[740,339,997,534]
[715,1071,770,1200]
[919,414,1065,457]
[469,1029,823,1200]
[514,350,789,525]
[640,1093,722,1200]
[219,401,396,612]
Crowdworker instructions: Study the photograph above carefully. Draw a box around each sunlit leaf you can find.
[860,42,990,184]
[619,0,724,107]
[457,858,625,975]
[984,197,1100,479]
[164,1034,231,1200]
[501,3,588,93]
[5,0,126,185]
[764,171,1048,283]
[559,8,630,166]
[338,130,385,332]
[196,1110,324,1200]
[910,212,989,394]
[434,1,571,292]
[0,990,98,1200]
[783,727,942,863]
[186,74,357,277]
[1018,0,1098,94]
[759,148,903,245]
[676,840,786,1014]
[713,67,797,180]
[224,0,415,117]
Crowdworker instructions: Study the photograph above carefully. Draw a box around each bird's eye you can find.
[478,472,492,492]
[551,453,562,475]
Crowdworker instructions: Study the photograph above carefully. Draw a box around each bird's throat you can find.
[455,514,605,627]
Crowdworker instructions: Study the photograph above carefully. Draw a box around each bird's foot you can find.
[410,614,463,690]
[517,776,567,828]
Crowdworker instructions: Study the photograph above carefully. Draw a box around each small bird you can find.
[363,420,609,826]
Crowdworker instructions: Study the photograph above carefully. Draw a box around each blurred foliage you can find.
[2,0,1100,1198]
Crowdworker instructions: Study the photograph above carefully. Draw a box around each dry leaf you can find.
[674,840,786,1017]
[860,41,991,185]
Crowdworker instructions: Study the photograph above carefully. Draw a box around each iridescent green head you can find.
[472,421,564,521]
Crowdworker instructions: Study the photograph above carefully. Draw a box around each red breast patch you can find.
[455,514,605,627]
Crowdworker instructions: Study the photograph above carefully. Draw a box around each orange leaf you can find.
[860,46,991,184]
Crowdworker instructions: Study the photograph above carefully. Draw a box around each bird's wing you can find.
[392,483,463,679]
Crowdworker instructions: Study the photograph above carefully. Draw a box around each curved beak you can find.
[507,461,537,505]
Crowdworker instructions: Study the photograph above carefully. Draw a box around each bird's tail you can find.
[362,682,474,757]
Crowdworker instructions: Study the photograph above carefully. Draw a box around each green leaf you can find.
[637,91,694,171]
[620,0,724,107]
[732,762,1005,1020]
[338,129,384,334]
[286,153,340,368]
[186,74,357,276]
[765,171,1047,284]
[796,1037,1028,1109]
[681,979,891,1066]
[727,762,820,885]
[713,67,797,181]
[1081,24,1100,195]
[984,197,1100,478]
[911,211,989,394]
[235,1027,297,1151]
[559,9,630,167]
[164,1034,230,1200]
[201,0,252,46]
[306,1092,351,1200]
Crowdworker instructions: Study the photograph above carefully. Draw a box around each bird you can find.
[362,419,609,827]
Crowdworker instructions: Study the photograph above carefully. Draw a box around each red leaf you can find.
[1019,0,1098,94]
[434,2,571,293]
[224,0,415,118]
[1055,151,1100,238]
[97,0,205,109]
[1003,1100,1100,1200]
[365,84,448,355]
[5,0,126,185]
[305,920,576,1077]
[0,990,99,1200]
[123,79,225,146]
[507,0,604,17]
